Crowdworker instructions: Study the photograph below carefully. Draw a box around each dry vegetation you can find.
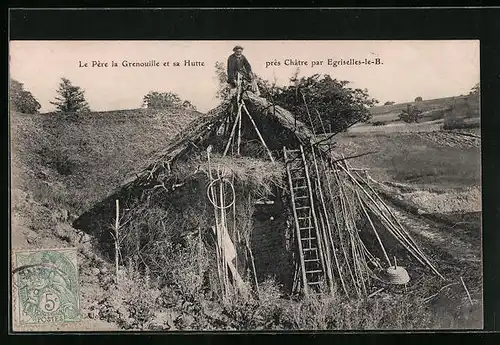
[11,107,202,216]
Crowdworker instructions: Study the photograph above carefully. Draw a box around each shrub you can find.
[263,74,378,134]
[143,91,183,109]
[95,264,161,330]
[10,78,41,114]
[415,96,423,102]
[399,104,423,123]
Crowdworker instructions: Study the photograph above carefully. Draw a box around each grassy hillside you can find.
[335,130,481,191]
[371,96,461,116]
[11,107,202,217]
[367,95,480,127]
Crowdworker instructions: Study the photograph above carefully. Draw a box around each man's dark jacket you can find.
[227,53,253,85]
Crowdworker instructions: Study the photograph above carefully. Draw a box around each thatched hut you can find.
[74,92,442,300]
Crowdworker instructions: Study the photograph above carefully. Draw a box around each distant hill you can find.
[10,107,203,216]
[367,95,479,127]
[370,96,465,116]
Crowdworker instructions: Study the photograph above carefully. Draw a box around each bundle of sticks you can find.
[206,150,253,302]
[298,143,444,298]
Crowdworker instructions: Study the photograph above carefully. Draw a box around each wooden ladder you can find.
[284,145,325,296]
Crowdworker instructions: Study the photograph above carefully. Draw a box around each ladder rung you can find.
[301,237,316,241]
[299,226,314,230]
[293,186,307,190]
[295,196,309,200]
[297,217,310,220]
[304,259,320,263]
[292,176,306,180]
[286,149,301,152]
[295,206,310,210]
[306,270,323,274]
[303,248,317,252]
[308,281,321,285]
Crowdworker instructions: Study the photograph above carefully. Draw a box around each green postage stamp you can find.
[12,248,81,326]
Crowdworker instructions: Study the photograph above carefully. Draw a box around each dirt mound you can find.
[10,107,201,331]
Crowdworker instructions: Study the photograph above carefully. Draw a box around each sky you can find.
[9,40,480,113]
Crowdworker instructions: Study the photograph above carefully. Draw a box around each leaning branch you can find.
[329,150,378,164]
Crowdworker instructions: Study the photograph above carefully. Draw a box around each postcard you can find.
[10,39,481,331]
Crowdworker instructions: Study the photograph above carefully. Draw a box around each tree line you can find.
[10,70,480,135]
[9,77,198,115]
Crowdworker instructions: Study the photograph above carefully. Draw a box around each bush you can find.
[415,96,423,102]
[10,78,41,114]
[384,101,395,106]
[261,74,378,134]
[143,91,183,109]
[399,104,423,123]
[94,264,162,330]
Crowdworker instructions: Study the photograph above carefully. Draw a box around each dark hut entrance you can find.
[249,189,294,292]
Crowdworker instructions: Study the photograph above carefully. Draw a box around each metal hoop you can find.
[206,178,236,210]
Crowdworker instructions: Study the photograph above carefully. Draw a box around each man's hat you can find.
[233,45,244,51]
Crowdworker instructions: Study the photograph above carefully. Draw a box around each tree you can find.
[50,78,90,113]
[384,101,395,106]
[10,78,41,114]
[142,91,183,109]
[214,61,230,100]
[266,74,378,134]
[414,96,423,102]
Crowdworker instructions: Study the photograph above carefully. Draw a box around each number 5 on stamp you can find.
[12,248,81,327]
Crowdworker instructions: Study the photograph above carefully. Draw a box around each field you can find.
[10,94,482,330]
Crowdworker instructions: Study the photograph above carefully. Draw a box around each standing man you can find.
[227,45,260,97]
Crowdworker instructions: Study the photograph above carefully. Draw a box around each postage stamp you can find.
[12,247,81,327]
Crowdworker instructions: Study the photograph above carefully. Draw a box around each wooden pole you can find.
[320,158,351,297]
[332,167,360,297]
[460,277,473,306]
[355,189,392,266]
[198,226,203,276]
[114,199,120,283]
[344,160,433,263]
[325,166,354,296]
[301,92,317,136]
[237,101,243,155]
[246,238,260,299]
[219,175,229,299]
[223,103,243,156]
[338,163,440,273]
[242,102,275,162]
[207,152,224,297]
[354,169,428,257]
[310,144,335,294]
